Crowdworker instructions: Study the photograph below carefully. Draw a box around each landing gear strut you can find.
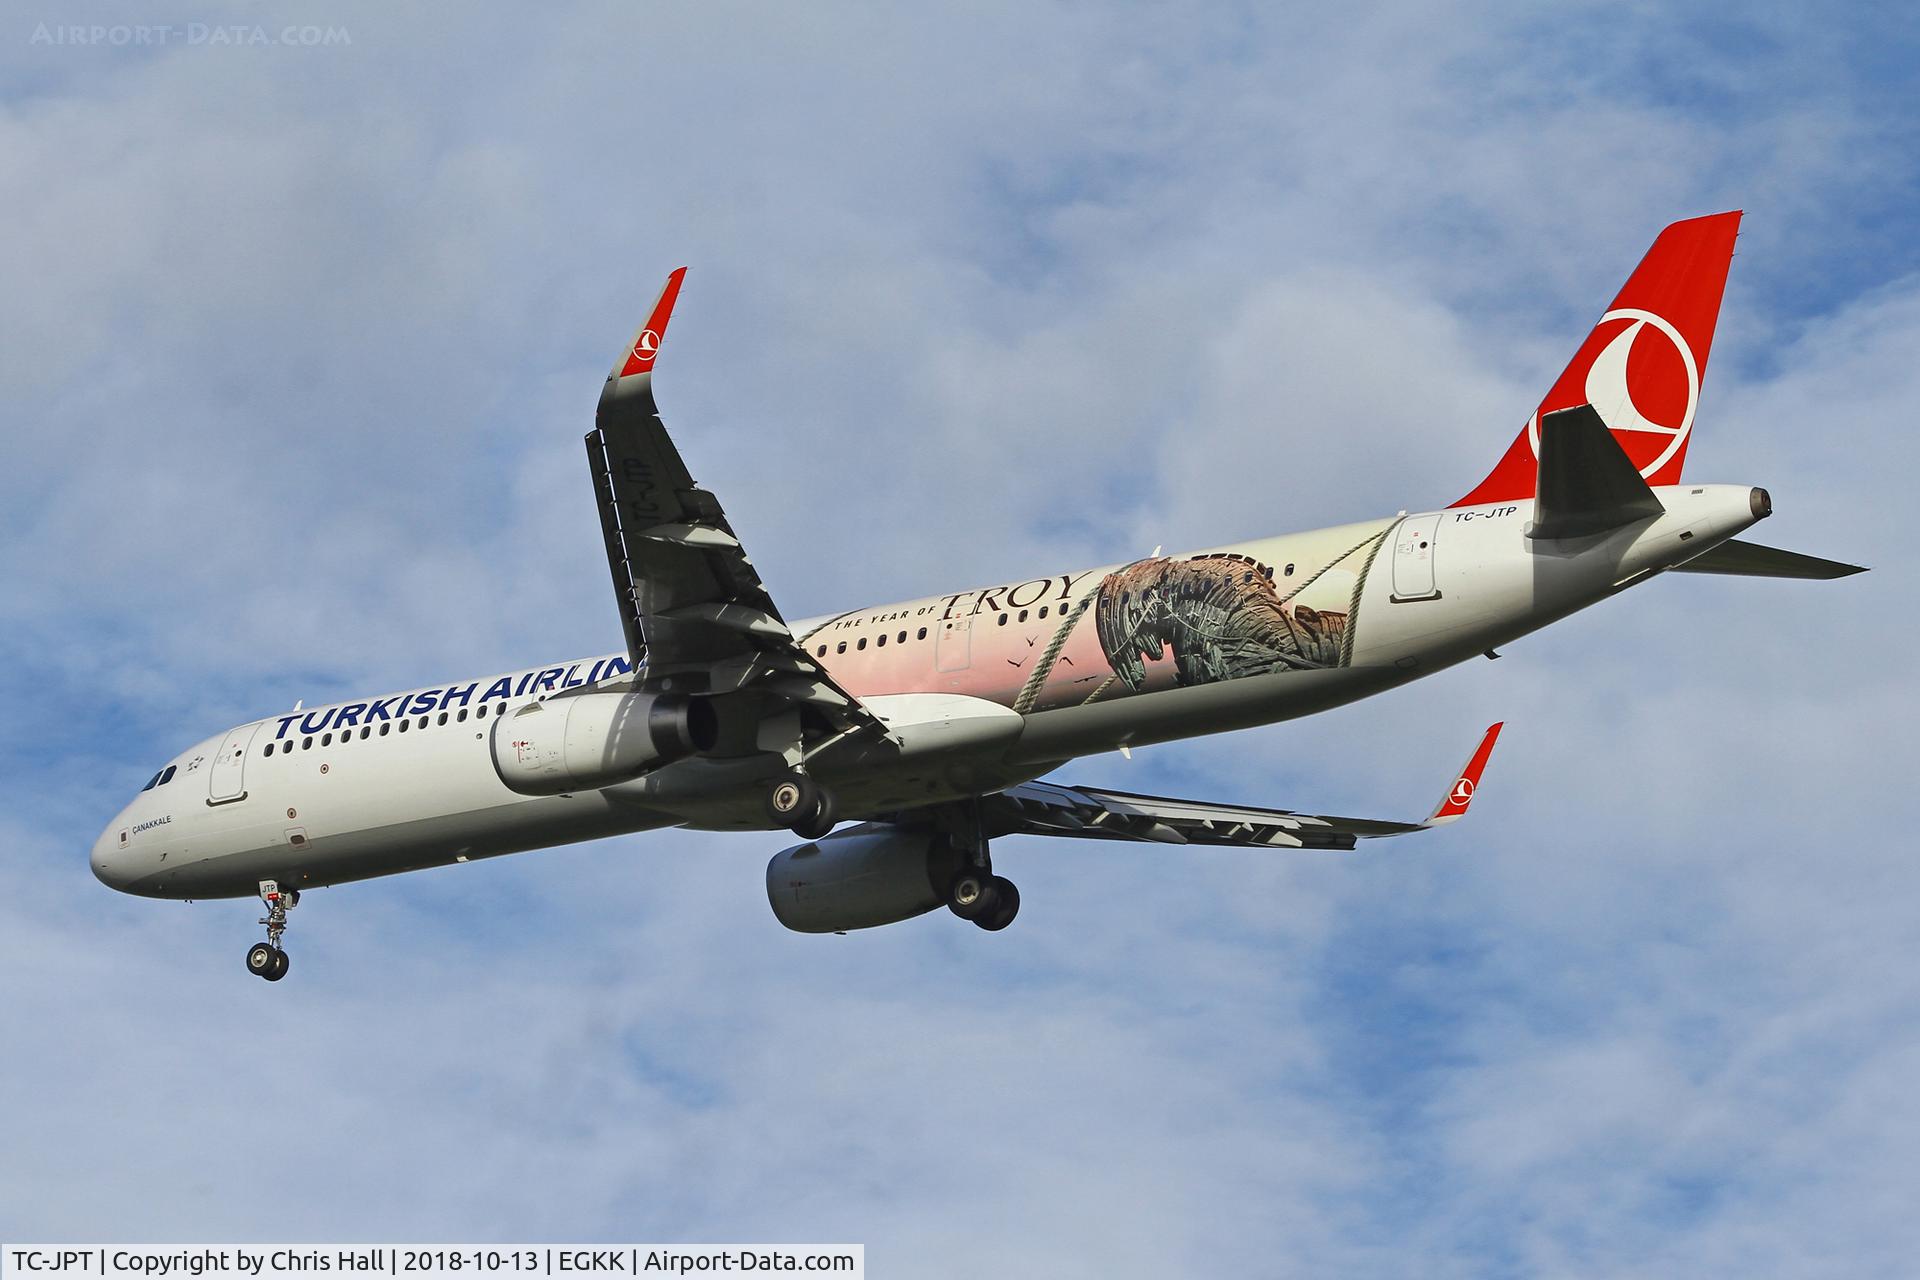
[246,880,296,982]
[942,806,1019,932]
[766,773,838,840]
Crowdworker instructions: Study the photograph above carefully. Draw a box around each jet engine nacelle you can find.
[490,691,718,796]
[766,824,965,933]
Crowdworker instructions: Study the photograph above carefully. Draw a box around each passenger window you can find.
[917,627,927,640]
[379,723,390,736]
[302,736,313,750]
[837,642,846,654]
[264,743,274,757]
[438,712,448,726]
[897,631,906,643]
[360,726,371,739]
[877,634,886,647]
[857,637,867,650]
[997,614,1008,626]
[1018,609,1028,622]
[399,720,409,733]
[817,645,827,657]
[477,704,488,719]
[322,733,332,746]
[418,716,428,729]
[1039,606,1049,619]
[457,708,468,723]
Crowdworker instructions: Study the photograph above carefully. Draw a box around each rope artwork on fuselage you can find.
[1092,552,1349,692]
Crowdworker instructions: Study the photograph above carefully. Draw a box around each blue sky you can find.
[2,3,1915,1274]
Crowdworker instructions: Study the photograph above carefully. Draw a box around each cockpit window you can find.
[141,771,162,791]
[158,765,176,785]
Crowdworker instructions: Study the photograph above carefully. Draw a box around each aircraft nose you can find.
[92,823,135,891]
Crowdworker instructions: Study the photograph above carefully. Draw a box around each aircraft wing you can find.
[587,270,889,741]
[978,723,1503,850]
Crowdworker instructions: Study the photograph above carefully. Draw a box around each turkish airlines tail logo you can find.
[1452,211,1741,508]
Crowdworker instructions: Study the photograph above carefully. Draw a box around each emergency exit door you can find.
[1390,513,1443,602]
[935,612,973,673]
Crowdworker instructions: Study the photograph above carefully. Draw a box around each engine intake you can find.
[490,691,717,796]
[766,825,964,933]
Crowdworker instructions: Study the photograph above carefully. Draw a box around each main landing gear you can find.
[766,772,839,841]
[246,879,296,982]
[947,866,1020,932]
[941,805,1019,932]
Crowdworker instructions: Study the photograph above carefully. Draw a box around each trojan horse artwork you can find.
[1092,552,1349,692]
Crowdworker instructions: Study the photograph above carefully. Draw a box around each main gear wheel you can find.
[765,773,838,839]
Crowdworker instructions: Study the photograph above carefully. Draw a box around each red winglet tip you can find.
[1428,722,1503,824]
[616,267,688,379]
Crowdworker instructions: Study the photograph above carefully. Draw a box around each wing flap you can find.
[636,522,745,551]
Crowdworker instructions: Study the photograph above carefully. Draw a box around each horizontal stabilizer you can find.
[1671,538,1867,580]
[1528,404,1666,540]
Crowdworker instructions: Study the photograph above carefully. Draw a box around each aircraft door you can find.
[208,722,262,805]
[1391,513,1443,602]
[935,612,973,673]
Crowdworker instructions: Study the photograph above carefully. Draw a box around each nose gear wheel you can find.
[247,880,297,981]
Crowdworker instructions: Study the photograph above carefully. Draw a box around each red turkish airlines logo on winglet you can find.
[618,267,687,379]
[1431,722,1502,822]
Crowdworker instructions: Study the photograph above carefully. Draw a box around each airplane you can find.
[91,211,1864,981]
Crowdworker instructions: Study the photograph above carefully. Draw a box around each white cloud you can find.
[2,0,1916,1271]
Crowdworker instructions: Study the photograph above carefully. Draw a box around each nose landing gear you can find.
[246,880,296,981]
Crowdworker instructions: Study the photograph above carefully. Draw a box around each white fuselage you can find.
[91,486,1763,900]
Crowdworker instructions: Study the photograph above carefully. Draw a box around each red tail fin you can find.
[1452,212,1742,508]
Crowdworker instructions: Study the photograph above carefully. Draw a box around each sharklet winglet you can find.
[609,267,688,385]
[1424,722,1503,826]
